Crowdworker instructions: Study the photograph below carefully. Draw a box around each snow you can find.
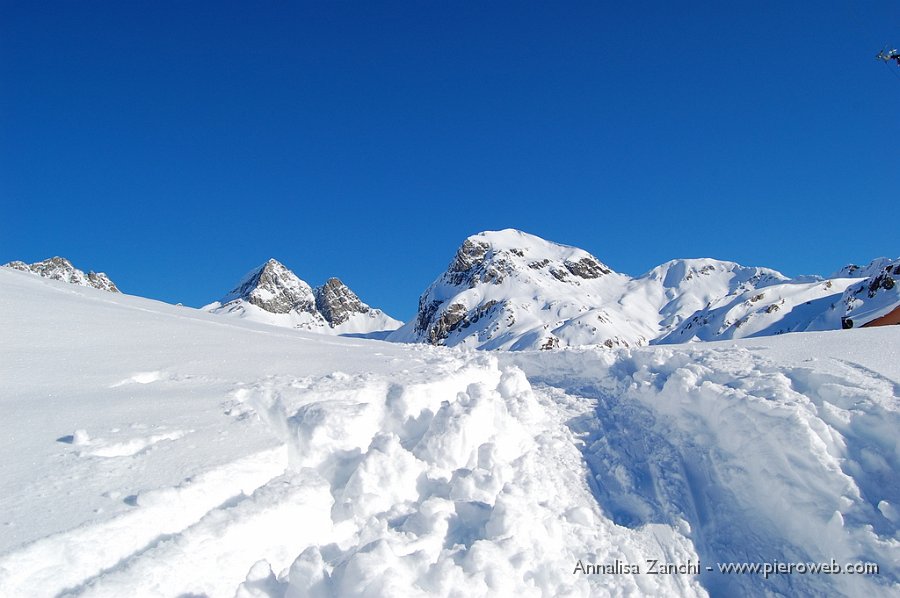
[1,266,898,597]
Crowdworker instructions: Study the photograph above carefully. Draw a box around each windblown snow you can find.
[0,266,898,597]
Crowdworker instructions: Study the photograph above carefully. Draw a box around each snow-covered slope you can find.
[622,258,791,339]
[3,256,119,292]
[0,267,898,597]
[655,278,855,342]
[393,230,898,350]
[204,258,402,335]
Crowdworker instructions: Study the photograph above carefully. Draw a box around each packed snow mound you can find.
[0,269,898,597]
[391,230,884,351]
[3,256,119,292]
[204,258,402,335]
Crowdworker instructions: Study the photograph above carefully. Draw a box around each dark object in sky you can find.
[876,47,900,66]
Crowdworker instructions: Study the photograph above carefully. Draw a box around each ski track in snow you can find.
[0,446,288,597]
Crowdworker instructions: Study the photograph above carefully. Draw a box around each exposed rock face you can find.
[206,259,402,335]
[446,239,507,287]
[3,257,119,292]
[224,259,317,315]
[314,278,368,326]
[564,256,611,279]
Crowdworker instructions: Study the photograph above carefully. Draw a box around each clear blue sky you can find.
[2,1,898,320]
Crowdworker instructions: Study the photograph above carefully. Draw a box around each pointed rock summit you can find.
[220,258,317,315]
[314,277,369,326]
[205,258,402,335]
[3,257,119,292]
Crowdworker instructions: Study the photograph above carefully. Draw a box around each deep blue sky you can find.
[2,1,898,320]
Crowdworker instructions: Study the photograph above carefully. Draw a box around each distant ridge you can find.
[3,257,119,292]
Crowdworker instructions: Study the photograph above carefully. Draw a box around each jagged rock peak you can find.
[314,278,368,326]
[3,257,119,292]
[207,259,403,334]
[222,258,316,315]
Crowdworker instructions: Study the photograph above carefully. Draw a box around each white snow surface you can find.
[1,267,898,597]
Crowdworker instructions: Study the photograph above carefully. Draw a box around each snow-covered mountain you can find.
[3,257,119,292]
[388,229,652,350]
[392,230,898,350]
[204,258,402,335]
[621,258,794,340]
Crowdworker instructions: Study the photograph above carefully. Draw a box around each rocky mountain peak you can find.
[207,260,402,335]
[314,278,368,326]
[223,258,316,315]
[3,257,119,292]
[394,230,628,349]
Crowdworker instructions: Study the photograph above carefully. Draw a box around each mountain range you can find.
[390,229,898,349]
[4,230,898,349]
